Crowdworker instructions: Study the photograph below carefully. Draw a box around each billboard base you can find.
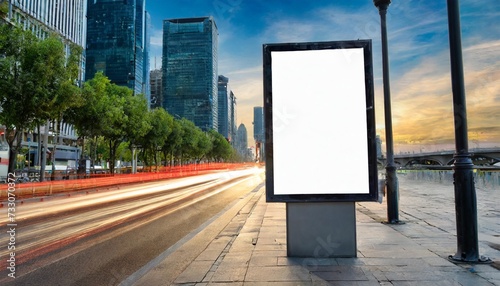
[286,202,356,258]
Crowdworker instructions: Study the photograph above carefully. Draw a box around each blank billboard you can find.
[263,40,378,202]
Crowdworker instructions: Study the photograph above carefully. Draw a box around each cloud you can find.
[382,38,500,152]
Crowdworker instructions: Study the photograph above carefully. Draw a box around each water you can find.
[399,169,500,190]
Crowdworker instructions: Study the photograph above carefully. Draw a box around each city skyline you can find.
[146,0,499,152]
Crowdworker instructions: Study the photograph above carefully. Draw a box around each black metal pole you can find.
[374,0,401,224]
[446,0,490,263]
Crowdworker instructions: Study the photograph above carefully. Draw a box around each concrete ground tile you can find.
[475,270,500,284]
[422,256,457,267]
[239,226,260,233]
[312,281,381,286]
[245,266,311,282]
[358,258,425,266]
[368,269,388,282]
[389,281,460,286]
[222,252,252,264]
[210,266,247,282]
[277,257,338,267]
[249,255,278,266]
[228,242,256,253]
[336,258,366,266]
[255,237,286,245]
[374,264,447,273]
[257,227,282,233]
[232,234,257,245]
[243,282,313,286]
[196,249,225,261]
[383,270,448,281]
[311,266,369,281]
[207,283,243,286]
[359,249,436,259]
[174,261,213,283]
[202,270,215,282]
[254,243,286,251]
[251,250,287,257]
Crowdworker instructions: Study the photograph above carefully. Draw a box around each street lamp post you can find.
[374,0,401,224]
[446,0,490,263]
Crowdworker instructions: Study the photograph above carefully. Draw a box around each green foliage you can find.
[0,24,81,173]
[141,108,173,165]
[207,129,232,161]
[0,24,241,171]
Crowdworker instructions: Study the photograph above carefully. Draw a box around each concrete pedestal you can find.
[286,202,356,258]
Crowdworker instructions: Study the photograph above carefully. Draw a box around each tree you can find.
[140,108,173,169]
[1,24,82,175]
[123,92,150,171]
[28,35,82,180]
[194,130,212,162]
[64,72,110,161]
[0,24,38,173]
[162,118,183,166]
[178,118,201,163]
[207,129,233,162]
[100,84,129,174]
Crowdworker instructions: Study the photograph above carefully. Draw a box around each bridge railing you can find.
[398,169,500,190]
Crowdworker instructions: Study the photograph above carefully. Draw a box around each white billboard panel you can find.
[263,40,378,202]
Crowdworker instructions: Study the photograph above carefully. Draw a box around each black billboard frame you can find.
[263,39,378,203]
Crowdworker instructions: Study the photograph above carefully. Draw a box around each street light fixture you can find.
[446,0,490,264]
[373,0,402,224]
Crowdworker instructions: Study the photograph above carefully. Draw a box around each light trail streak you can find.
[0,168,264,266]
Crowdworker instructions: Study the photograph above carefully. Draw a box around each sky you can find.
[145,0,499,154]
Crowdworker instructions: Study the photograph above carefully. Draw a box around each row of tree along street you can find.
[0,24,237,180]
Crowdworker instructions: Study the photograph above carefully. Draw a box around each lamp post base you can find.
[448,255,492,264]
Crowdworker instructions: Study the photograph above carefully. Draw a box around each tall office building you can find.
[236,124,251,161]
[150,69,162,109]
[253,107,264,162]
[143,11,151,106]
[217,75,237,142]
[5,0,87,82]
[86,0,150,101]
[163,16,218,131]
[253,107,264,143]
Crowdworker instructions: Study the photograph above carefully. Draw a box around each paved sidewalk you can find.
[126,176,499,285]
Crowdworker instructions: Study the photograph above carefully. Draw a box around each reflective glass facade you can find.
[217,75,231,141]
[85,0,149,99]
[163,17,218,131]
[253,107,264,143]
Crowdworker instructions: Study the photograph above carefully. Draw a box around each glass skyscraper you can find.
[85,0,150,101]
[217,75,236,142]
[163,17,218,131]
[253,107,264,143]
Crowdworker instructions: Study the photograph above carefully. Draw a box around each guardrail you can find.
[0,163,259,200]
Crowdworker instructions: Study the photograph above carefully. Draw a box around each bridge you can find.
[389,148,500,168]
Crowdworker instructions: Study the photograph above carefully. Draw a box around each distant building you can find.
[376,135,383,159]
[253,107,265,161]
[150,69,162,109]
[86,0,150,104]
[236,124,252,161]
[253,107,264,143]
[217,75,237,142]
[162,16,218,131]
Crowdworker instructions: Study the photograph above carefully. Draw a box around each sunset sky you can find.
[146,0,499,153]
